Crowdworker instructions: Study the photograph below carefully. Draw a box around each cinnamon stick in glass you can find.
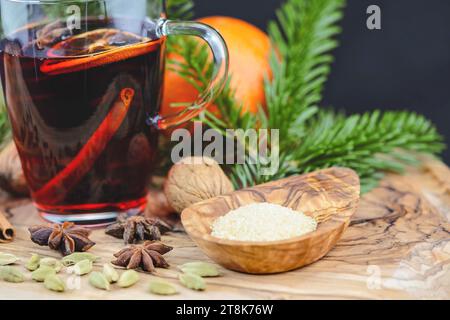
[34,87,135,205]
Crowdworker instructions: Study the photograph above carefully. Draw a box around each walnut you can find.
[0,142,28,196]
[164,157,234,213]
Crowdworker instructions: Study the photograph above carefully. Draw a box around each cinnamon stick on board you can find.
[0,209,14,243]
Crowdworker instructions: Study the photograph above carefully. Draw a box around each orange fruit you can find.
[161,16,271,123]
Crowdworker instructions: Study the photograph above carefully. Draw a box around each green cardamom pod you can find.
[62,252,99,266]
[31,265,56,282]
[74,259,93,276]
[103,263,119,283]
[0,266,25,283]
[149,279,178,295]
[179,262,220,277]
[26,254,41,271]
[44,274,65,292]
[117,270,139,288]
[179,272,206,291]
[40,257,63,273]
[0,252,19,266]
[89,271,110,290]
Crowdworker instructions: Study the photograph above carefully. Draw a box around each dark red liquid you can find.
[0,20,164,216]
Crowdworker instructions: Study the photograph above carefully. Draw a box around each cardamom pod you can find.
[179,272,206,291]
[62,252,99,266]
[31,265,56,282]
[89,271,110,290]
[149,279,178,295]
[103,263,119,283]
[44,274,65,292]
[26,254,41,271]
[74,259,93,276]
[117,270,139,288]
[0,252,19,266]
[0,266,25,283]
[179,262,220,277]
[40,257,63,273]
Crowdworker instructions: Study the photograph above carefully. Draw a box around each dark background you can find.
[194,0,450,163]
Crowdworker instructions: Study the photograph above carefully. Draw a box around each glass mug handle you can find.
[147,19,229,130]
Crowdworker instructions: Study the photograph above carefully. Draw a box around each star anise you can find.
[105,215,172,244]
[111,241,173,272]
[29,222,95,256]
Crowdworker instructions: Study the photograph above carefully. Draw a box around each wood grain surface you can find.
[182,167,360,274]
[0,158,448,300]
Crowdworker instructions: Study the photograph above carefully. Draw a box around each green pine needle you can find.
[266,0,345,145]
[0,88,11,149]
[291,110,445,192]
[166,0,195,20]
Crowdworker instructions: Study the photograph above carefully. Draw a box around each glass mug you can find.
[0,0,228,225]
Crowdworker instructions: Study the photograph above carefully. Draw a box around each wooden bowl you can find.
[181,167,360,274]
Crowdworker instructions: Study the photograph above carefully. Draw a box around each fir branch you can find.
[210,0,444,191]
[266,0,345,145]
[165,0,446,192]
[291,110,445,192]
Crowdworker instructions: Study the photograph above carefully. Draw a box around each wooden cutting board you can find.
[0,157,448,300]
